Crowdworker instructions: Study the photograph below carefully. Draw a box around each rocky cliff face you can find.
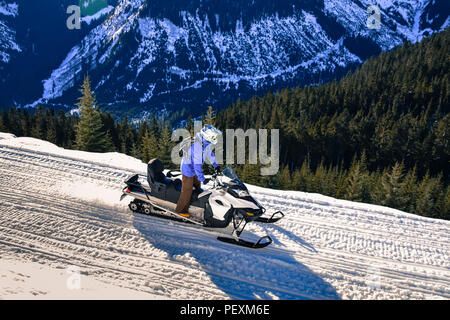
[1,0,448,119]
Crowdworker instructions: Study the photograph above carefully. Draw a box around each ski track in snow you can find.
[0,136,449,300]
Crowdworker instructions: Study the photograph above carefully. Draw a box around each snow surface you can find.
[0,258,165,299]
[0,134,449,300]
[0,132,16,140]
[0,1,18,17]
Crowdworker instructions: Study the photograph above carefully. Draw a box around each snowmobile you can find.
[120,158,284,248]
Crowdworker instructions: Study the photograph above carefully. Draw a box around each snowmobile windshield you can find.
[221,167,243,185]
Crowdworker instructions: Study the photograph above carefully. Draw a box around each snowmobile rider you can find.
[175,124,222,217]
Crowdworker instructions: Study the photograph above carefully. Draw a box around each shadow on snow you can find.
[132,213,340,300]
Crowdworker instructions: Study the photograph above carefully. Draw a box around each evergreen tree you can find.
[157,125,174,168]
[205,106,216,125]
[323,165,338,197]
[31,106,46,139]
[415,172,434,216]
[344,155,365,202]
[130,142,140,159]
[46,116,57,144]
[428,174,444,218]
[135,121,149,158]
[102,112,119,151]
[400,166,418,213]
[137,121,149,145]
[295,161,312,192]
[291,168,303,191]
[382,162,405,209]
[42,109,56,144]
[141,130,159,163]
[21,110,31,137]
[278,165,292,189]
[186,115,194,135]
[0,109,8,131]
[75,75,113,152]
[334,160,348,199]
[140,131,151,164]
[240,162,260,185]
[149,117,159,137]
[443,186,450,219]
[118,116,134,154]
[371,169,387,206]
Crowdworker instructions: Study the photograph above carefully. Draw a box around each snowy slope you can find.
[0,134,449,299]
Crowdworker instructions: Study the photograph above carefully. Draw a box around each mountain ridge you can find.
[1,0,449,119]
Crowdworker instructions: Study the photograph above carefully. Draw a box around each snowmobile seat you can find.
[147,159,182,195]
[147,158,166,185]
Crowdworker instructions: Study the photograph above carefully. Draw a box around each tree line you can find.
[0,75,178,169]
[0,29,448,219]
[214,28,450,219]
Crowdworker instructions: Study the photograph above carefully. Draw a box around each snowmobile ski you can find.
[217,235,273,249]
[256,211,285,224]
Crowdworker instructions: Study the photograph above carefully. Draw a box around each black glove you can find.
[215,166,221,174]
[203,178,211,184]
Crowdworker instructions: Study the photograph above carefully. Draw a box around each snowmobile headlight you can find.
[237,190,249,197]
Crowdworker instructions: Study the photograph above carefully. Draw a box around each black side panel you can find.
[204,203,232,228]
[125,174,139,187]
[165,182,181,203]
[190,190,210,208]
[150,182,166,199]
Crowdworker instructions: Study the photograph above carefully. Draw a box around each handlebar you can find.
[211,172,223,188]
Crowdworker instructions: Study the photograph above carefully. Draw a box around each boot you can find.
[178,212,190,218]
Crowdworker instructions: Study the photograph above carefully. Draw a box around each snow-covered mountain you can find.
[0,132,449,299]
[0,0,120,106]
[1,0,449,119]
[0,1,19,66]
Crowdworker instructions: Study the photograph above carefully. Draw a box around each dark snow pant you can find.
[175,174,201,213]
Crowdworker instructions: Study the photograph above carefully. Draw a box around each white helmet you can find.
[198,124,222,145]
